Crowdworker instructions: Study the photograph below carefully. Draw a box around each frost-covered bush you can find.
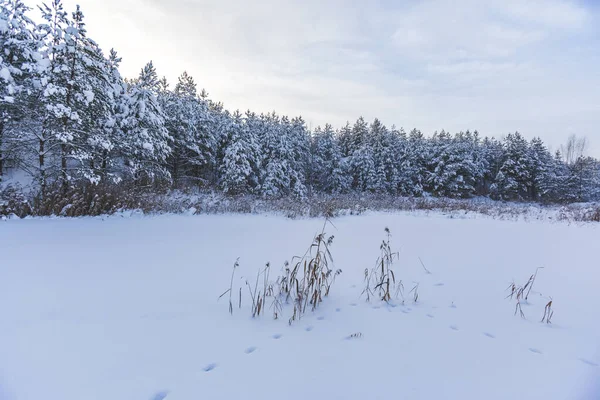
[0,184,31,217]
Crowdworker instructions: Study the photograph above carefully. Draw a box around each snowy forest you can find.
[2,0,600,214]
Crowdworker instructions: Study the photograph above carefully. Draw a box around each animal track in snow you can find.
[344,332,363,340]
[203,363,218,372]
[305,325,314,332]
[449,325,459,331]
[150,391,169,400]
[426,314,434,318]
[317,316,325,320]
[578,358,598,367]
[350,303,358,307]
[483,332,496,339]
[528,348,542,354]
[245,346,257,354]
[335,308,341,312]
[272,333,282,339]
[433,283,445,287]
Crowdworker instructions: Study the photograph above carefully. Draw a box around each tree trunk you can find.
[61,143,68,194]
[0,121,4,183]
[101,149,108,172]
[39,135,46,195]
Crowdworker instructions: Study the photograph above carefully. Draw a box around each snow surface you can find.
[1,212,599,400]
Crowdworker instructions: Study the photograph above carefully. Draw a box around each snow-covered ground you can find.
[1,212,599,400]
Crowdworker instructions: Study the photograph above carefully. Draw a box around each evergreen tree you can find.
[35,2,113,189]
[311,124,350,194]
[219,110,259,194]
[492,132,532,201]
[121,61,171,182]
[0,0,39,182]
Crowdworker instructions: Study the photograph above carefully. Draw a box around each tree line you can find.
[1,0,599,205]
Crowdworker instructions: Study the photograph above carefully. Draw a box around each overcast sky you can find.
[26,0,600,155]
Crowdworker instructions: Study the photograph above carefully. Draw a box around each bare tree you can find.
[561,134,588,165]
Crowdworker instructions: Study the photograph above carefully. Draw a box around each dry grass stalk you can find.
[541,299,553,323]
[219,258,240,315]
[505,267,545,319]
[222,219,341,323]
[363,227,402,303]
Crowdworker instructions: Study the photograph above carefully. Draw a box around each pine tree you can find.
[350,146,376,192]
[311,124,350,194]
[479,136,503,195]
[397,128,427,196]
[527,137,555,201]
[33,2,114,190]
[492,132,532,201]
[369,119,398,194]
[161,71,213,187]
[96,48,127,182]
[0,0,39,183]
[219,110,259,194]
[121,61,171,182]
[336,122,352,158]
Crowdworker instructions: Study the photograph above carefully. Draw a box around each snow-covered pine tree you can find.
[369,118,398,194]
[259,112,290,197]
[492,132,532,201]
[350,116,369,155]
[287,116,309,197]
[120,61,171,183]
[311,123,349,194]
[95,48,128,182]
[350,146,376,192]
[479,136,503,196]
[34,2,113,190]
[427,130,482,198]
[219,110,259,194]
[397,128,427,196]
[336,121,352,158]
[0,0,39,183]
[161,71,213,187]
[527,137,555,202]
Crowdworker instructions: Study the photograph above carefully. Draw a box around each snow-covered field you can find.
[1,212,599,400]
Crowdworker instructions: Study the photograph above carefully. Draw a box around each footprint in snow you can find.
[245,346,257,354]
[401,309,411,314]
[426,314,434,318]
[272,333,282,340]
[317,316,325,320]
[528,348,542,354]
[350,303,358,307]
[372,305,381,310]
[449,325,459,331]
[434,283,445,287]
[578,358,598,367]
[483,332,496,339]
[305,326,314,332]
[203,363,218,372]
[344,333,363,340]
[150,391,169,400]
[450,303,457,309]
[335,308,341,312]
